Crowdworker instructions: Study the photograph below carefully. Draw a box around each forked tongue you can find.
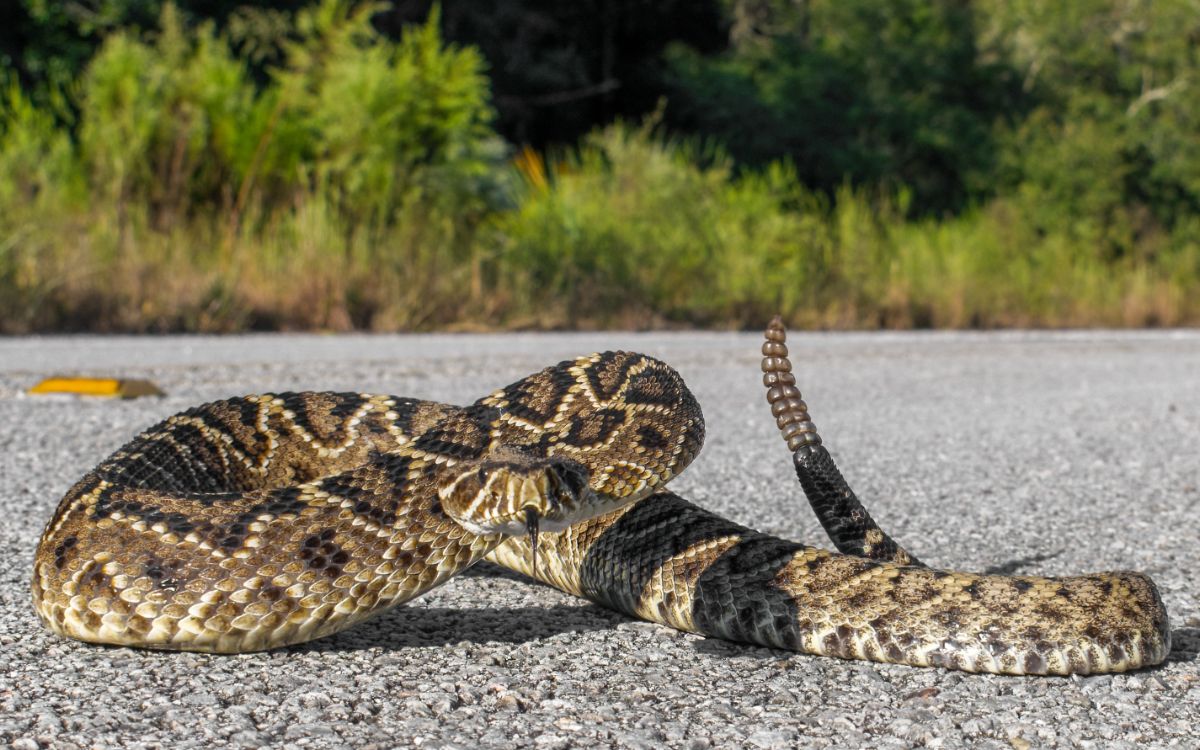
[525,507,540,577]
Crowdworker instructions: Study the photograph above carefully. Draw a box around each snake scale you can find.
[33,319,1170,675]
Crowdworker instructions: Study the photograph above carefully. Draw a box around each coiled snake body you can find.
[33,321,1169,674]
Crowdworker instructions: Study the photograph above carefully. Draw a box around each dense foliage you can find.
[0,0,1197,331]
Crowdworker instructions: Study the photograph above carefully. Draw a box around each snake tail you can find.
[762,315,919,566]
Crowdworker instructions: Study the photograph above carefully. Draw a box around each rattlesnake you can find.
[32,320,1169,674]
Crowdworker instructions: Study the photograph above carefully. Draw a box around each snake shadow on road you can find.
[295,599,625,652]
[1168,627,1199,666]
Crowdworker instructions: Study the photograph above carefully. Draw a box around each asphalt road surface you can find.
[1,330,1197,749]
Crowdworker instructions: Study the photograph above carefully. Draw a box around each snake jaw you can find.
[525,507,540,577]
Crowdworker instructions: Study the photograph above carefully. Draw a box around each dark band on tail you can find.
[763,316,921,567]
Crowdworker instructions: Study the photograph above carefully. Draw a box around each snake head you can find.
[437,452,593,573]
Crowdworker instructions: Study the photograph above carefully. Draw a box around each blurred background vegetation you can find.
[1,0,1197,331]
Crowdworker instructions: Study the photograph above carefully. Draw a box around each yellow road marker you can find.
[28,377,165,398]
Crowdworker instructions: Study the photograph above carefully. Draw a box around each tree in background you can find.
[984,0,1200,255]
[1,0,728,148]
[2,0,188,88]
[377,1,727,146]
[6,0,1199,232]
[665,0,1026,216]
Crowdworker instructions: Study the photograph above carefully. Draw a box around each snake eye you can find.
[551,461,588,498]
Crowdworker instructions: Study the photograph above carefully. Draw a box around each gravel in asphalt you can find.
[1,330,1197,749]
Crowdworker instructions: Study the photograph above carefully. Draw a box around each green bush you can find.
[0,1,1197,332]
[72,1,502,230]
[495,124,830,326]
[0,1,510,331]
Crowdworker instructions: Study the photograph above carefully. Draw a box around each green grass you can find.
[2,2,1197,332]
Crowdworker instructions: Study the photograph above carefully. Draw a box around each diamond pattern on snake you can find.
[33,322,1169,674]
